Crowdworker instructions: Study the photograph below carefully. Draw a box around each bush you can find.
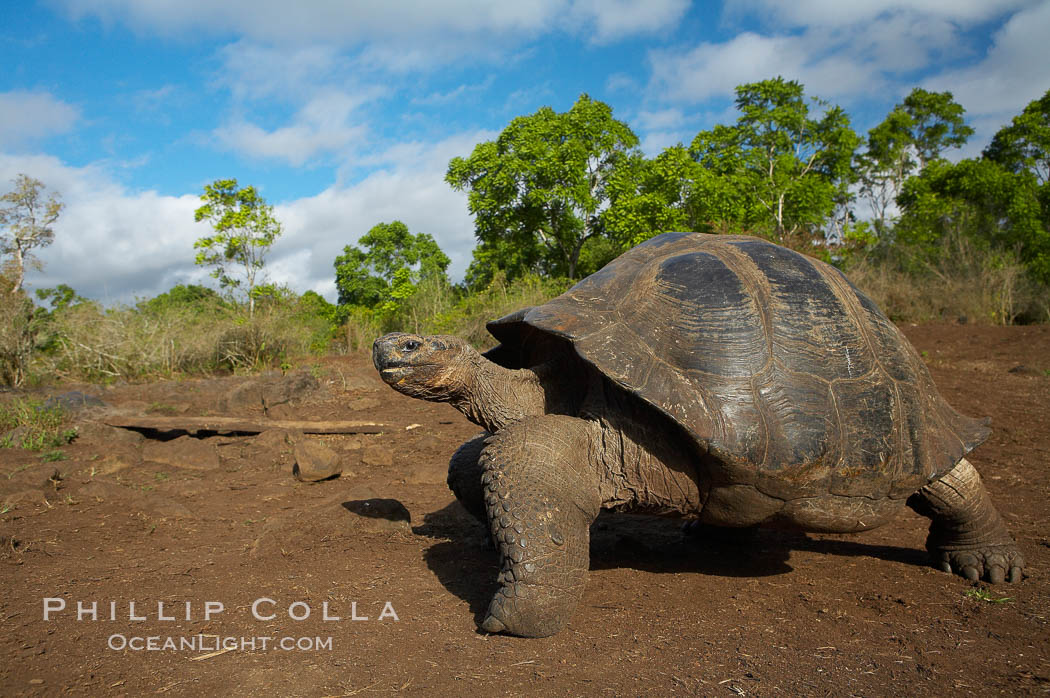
[30,288,336,381]
[846,232,1049,324]
[0,290,37,386]
[424,272,571,349]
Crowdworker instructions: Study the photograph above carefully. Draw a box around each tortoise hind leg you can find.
[907,458,1024,583]
[447,432,490,524]
[478,415,601,637]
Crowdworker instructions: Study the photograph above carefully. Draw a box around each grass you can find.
[40,450,66,462]
[965,587,1013,604]
[0,398,77,451]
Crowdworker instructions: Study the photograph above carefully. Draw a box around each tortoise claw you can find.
[930,544,1024,584]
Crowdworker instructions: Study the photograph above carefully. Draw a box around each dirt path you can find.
[1,324,1048,696]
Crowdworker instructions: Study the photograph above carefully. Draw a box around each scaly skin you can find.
[907,458,1024,583]
[478,416,600,638]
[446,432,490,524]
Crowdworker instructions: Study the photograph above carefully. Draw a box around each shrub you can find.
[846,232,1049,324]
[0,290,37,386]
[30,288,335,381]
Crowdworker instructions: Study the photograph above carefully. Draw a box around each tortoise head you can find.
[372,333,476,401]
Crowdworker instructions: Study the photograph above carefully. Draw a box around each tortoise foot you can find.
[929,543,1024,584]
[908,458,1025,584]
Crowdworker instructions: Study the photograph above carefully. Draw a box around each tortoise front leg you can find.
[478,416,601,637]
[907,458,1024,583]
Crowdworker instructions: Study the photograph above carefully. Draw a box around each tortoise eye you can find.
[402,340,421,352]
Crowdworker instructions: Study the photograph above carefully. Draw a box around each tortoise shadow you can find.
[417,505,932,620]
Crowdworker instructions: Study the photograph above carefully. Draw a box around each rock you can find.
[91,453,136,476]
[264,404,297,420]
[249,515,332,558]
[142,436,220,471]
[75,421,145,447]
[362,445,394,467]
[271,370,319,405]
[218,370,320,413]
[340,375,382,392]
[253,428,301,452]
[42,391,105,413]
[404,462,449,486]
[146,499,193,519]
[292,440,343,482]
[1,489,43,510]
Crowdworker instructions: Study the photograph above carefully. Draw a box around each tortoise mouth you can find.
[379,364,436,382]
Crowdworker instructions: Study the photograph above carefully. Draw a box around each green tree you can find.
[0,174,63,294]
[688,77,860,243]
[897,158,1049,282]
[984,89,1050,186]
[137,284,226,316]
[193,178,283,318]
[446,94,639,283]
[36,283,87,312]
[603,147,700,248]
[333,221,450,313]
[856,89,973,236]
[900,88,974,170]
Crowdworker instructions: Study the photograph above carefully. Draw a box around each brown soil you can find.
[1,324,1048,697]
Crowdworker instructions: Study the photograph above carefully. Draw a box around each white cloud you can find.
[923,2,1050,157]
[647,1,1044,106]
[0,91,80,149]
[214,91,371,166]
[54,0,688,70]
[273,131,495,298]
[1,131,491,304]
[635,108,687,131]
[647,32,885,103]
[924,2,1050,117]
[412,77,497,106]
[569,0,690,43]
[214,42,351,103]
[0,153,206,304]
[727,0,1035,29]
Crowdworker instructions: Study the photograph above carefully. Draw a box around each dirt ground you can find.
[1,323,1048,697]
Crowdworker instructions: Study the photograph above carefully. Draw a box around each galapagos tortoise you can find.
[373,232,1024,637]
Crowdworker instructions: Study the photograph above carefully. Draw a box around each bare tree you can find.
[0,174,63,294]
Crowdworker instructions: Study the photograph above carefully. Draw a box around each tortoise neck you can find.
[451,355,549,433]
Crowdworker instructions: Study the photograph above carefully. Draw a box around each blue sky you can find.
[1,0,1048,304]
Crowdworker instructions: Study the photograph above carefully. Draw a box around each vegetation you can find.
[193,178,283,318]
[1,174,63,295]
[1,80,1048,387]
[447,93,638,286]
[0,398,77,451]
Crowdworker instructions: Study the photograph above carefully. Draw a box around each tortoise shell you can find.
[486,232,988,499]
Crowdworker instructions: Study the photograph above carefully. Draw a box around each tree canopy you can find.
[447,94,639,285]
[193,178,283,318]
[856,89,973,237]
[687,77,860,244]
[0,174,63,294]
[334,220,450,314]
